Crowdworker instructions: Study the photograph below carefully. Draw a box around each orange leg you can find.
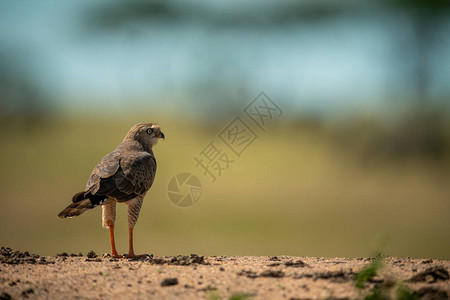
[127,226,147,258]
[126,197,147,259]
[108,222,120,258]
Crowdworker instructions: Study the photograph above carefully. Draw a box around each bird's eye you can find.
[147,128,153,134]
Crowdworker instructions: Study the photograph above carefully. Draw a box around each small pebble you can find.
[161,278,178,287]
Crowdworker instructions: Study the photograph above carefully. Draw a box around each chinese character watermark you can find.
[193,141,234,182]
[168,92,283,207]
[244,92,283,131]
[219,117,258,156]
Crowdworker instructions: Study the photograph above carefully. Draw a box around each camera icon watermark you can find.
[167,92,283,208]
[167,173,202,208]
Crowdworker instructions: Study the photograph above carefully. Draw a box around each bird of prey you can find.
[58,123,164,258]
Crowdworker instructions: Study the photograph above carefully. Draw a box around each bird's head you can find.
[125,123,165,149]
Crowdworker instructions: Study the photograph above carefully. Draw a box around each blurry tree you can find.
[84,0,351,119]
[85,0,348,29]
[385,0,450,103]
[86,0,450,105]
[85,0,179,30]
[0,50,48,128]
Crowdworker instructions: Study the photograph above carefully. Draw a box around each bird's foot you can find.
[111,251,121,258]
[103,252,121,258]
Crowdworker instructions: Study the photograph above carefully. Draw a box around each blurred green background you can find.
[0,0,449,259]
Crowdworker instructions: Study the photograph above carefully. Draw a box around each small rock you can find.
[190,254,205,264]
[8,280,18,286]
[21,288,34,297]
[152,258,165,265]
[269,256,280,261]
[85,258,102,262]
[161,278,178,287]
[0,292,12,300]
[285,260,307,267]
[237,270,258,278]
[87,250,98,258]
[260,270,285,278]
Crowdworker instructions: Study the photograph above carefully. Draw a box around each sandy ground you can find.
[0,247,448,300]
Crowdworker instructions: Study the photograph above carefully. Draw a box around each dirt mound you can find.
[149,254,208,266]
[408,266,449,283]
[0,246,53,265]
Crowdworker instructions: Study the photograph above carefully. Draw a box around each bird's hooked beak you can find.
[158,131,165,140]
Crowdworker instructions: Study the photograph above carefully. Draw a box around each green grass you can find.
[396,285,420,300]
[355,254,421,300]
[361,282,420,300]
[356,254,384,289]
[0,115,449,259]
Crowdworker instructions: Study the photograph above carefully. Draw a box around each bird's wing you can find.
[86,151,121,194]
[115,152,157,196]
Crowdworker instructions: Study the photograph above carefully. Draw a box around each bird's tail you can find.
[57,197,93,219]
[58,192,95,219]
